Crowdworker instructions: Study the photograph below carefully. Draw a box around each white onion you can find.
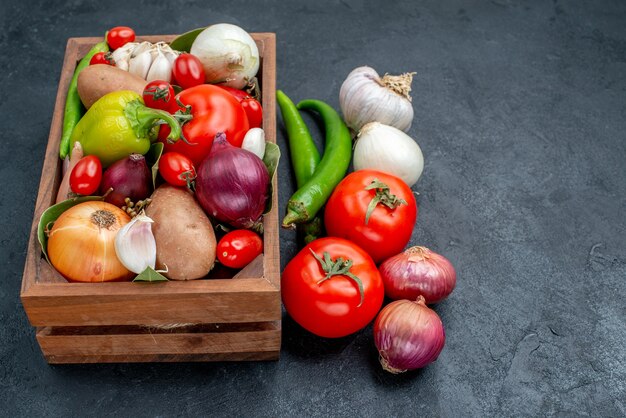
[353,122,424,187]
[190,23,260,89]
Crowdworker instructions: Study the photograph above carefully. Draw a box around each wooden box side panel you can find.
[37,322,280,364]
[21,34,281,329]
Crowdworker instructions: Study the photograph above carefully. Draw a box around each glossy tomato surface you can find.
[143,80,176,112]
[69,155,102,195]
[217,230,263,269]
[217,86,263,128]
[159,84,249,165]
[89,52,114,66]
[158,152,196,187]
[281,237,384,338]
[324,170,417,264]
[172,54,206,90]
[106,26,135,50]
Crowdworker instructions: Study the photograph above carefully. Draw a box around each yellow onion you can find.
[47,201,133,282]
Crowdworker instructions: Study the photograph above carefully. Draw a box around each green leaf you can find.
[37,196,104,264]
[262,142,281,215]
[146,142,164,189]
[133,266,169,282]
[169,27,206,52]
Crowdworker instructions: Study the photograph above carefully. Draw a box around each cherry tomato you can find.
[172,54,206,90]
[158,152,196,187]
[217,86,264,128]
[143,80,176,112]
[69,155,102,196]
[106,26,136,50]
[89,52,114,66]
[282,237,384,338]
[324,170,417,264]
[217,230,263,269]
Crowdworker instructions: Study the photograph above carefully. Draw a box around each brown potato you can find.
[77,64,147,108]
[145,184,216,280]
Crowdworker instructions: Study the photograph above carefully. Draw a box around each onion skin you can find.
[100,153,152,207]
[379,246,456,304]
[195,133,269,229]
[47,201,133,282]
[374,297,445,373]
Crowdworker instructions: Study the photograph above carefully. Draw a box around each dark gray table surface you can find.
[1,1,624,416]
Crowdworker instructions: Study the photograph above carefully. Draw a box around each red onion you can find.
[374,297,445,373]
[379,246,456,304]
[195,133,269,229]
[100,154,152,207]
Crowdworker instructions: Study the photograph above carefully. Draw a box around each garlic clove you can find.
[241,127,266,159]
[111,42,137,72]
[128,50,153,80]
[130,41,154,58]
[146,50,172,82]
[114,213,157,274]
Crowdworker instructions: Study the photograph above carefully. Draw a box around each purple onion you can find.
[374,297,445,373]
[380,246,456,304]
[100,154,152,207]
[195,133,269,229]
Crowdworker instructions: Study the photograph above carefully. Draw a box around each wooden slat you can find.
[37,325,280,363]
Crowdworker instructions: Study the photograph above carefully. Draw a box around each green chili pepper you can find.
[59,41,109,159]
[282,99,352,228]
[277,90,324,242]
[71,90,182,167]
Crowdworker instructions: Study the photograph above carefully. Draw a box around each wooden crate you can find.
[20,33,281,363]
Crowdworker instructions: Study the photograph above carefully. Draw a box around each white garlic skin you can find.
[114,214,157,275]
[241,128,266,159]
[354,122,424,187]
[340,66,414,133]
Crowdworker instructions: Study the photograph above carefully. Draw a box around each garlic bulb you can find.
[115,41,179,82]
[241,127,266,159]
[354,122,424,187]
[339,66,415,133]
[114,213,157,274]
[190,23,260,89]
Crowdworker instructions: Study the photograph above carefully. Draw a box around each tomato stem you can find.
[309,249,364,307]
[364,179,408,225]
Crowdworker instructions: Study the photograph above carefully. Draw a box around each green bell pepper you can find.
[70,90,182,167]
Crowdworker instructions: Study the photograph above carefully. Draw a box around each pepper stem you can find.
[124,99,184,144]
[364,179,408,224]
[309,249,365,307]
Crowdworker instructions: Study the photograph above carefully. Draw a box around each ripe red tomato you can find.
[217,230,263,269]
[172,54,206,90]
[143,80,176,112]
[217,86,263,128]
[69,155,102,196]
[159,84,250,165]
[89,52,114,66]
[158,152,196,187]
[324,170,417,264]
[281,237,384,338]
[106,26,135,50]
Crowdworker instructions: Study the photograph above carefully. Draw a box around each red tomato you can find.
[106,26,135,50]
[217,230,263,269]
[217,86,263,128]
[281,237,384,338]
[89,52,114,66]
[69,156,102,196]
[324,170,417,264]
[158,152,196,187]
[172,54,206,90]
[159,84,249,165]
[143,80,176,111]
